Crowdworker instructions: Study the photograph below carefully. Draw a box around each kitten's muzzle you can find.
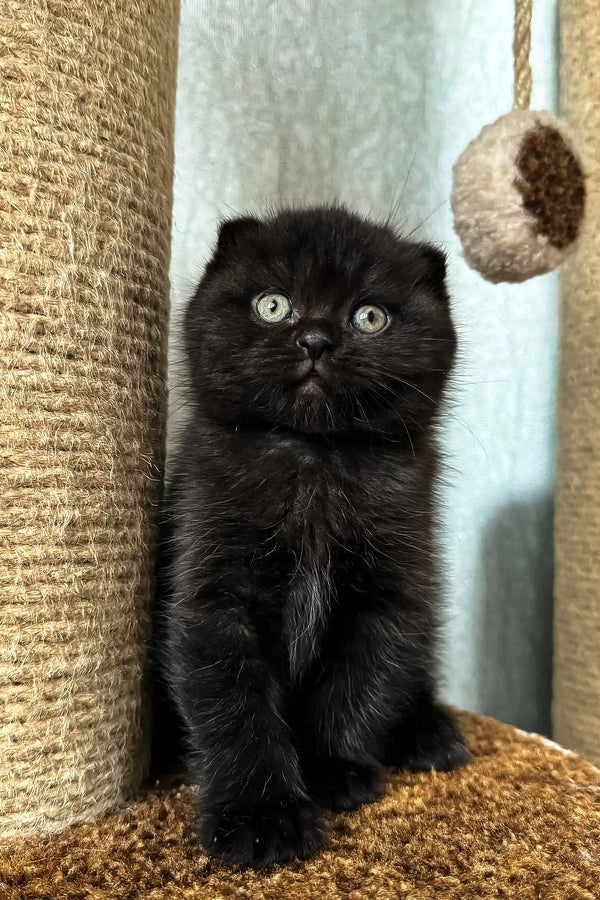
[294,356,331,395]
[295,328,334,362]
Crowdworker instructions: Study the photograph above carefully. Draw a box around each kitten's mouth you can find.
[295,361,328,397]
[297,373,324,397]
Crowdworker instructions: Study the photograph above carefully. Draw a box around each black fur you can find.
[154,205,469,869]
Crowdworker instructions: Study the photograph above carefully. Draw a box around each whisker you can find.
[405,199,448,238]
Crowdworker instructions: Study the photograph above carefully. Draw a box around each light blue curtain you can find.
[169,0,559,734]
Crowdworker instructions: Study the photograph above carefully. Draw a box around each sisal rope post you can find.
[553,0,600,766]
[513,0,533,110]
[0,0,179,835]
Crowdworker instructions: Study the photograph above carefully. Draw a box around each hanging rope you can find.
[513,0,533,109]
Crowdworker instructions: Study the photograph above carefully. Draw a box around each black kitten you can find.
[155,205,468,869]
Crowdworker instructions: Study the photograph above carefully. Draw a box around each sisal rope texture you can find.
[0,0,179,836]
[553,0,600,767]
[513,0,533,111]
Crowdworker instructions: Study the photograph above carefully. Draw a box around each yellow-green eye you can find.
[351,304,388,334]
[254,293,293,323]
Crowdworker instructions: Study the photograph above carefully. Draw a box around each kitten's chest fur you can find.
[273,449,351,679]
[250,435,364,548]
[235,434,407,680]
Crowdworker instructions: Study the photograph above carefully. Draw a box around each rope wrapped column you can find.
[0,0,179,834]
[553,0,600,765]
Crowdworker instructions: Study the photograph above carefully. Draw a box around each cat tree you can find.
[0,0,598,894]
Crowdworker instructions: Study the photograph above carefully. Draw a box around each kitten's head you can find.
[184,206,456,438]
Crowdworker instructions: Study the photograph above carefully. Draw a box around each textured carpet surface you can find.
[1,712,599,899]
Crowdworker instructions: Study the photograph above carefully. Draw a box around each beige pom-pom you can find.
[451,109,585,283]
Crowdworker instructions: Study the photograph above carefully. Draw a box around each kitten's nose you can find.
[296,329,334,361]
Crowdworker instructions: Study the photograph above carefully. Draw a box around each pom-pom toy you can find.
[451,0,586,283]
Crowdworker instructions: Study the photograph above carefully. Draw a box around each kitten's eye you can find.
[350,304,389,334]
[254,293,293,323]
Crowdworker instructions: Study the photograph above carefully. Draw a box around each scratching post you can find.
[0,0,178,835]
[553,0,600,766]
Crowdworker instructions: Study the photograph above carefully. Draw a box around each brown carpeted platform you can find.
[1,712,599,899]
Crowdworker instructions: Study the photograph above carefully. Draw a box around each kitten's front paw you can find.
[198,796,324,869]
[386,704,470,772]
[305,757,385,812]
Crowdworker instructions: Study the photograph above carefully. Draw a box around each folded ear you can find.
[216,215,261,254]
[417,244,447,286]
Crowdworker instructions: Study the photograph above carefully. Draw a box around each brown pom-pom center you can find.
[515,124,585,249]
